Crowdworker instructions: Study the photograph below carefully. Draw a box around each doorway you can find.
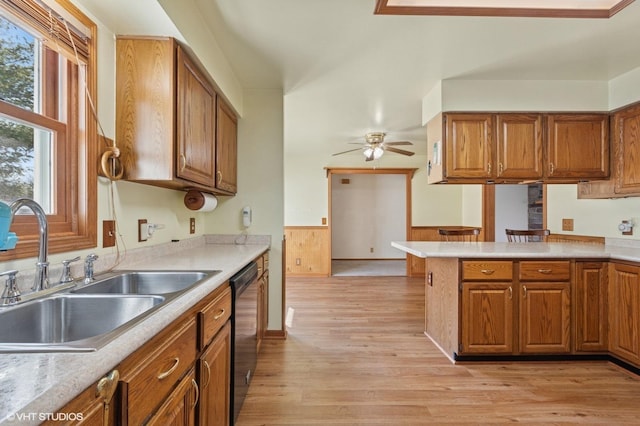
[327,168,415,276]
[484,183,546,242]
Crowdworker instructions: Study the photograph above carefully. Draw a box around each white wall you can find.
[331,174,406,259]
[495,185,529,242]
[204,89,284,329]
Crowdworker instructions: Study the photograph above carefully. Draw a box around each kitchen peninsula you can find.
[392,241,640,372]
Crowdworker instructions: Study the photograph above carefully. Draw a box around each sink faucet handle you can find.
[84,253,99,283]
[59,256,81,284]
[0,270,21,306]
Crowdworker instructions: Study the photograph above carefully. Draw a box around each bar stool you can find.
[438,228,481,242]
[505,228,550,242]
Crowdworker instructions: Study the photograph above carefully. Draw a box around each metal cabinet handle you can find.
[537,269,552,274]
[508,286,513,300]
[498,162,503,175]
[180,154,186,172]
[549,162,555,175]
[203,360,211,388]
[191,379,200,409]
[213,308,226,320]
[488,162,492,175]
[523,285,528,298]
[157,357,180,379]
[480,269,495,275]
[216,170,222,184]
[96,369,119,426]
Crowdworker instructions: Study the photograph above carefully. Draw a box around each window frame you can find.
[0,0,97,261]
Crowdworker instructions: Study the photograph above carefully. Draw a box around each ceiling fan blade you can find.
[384,141,413,146]
[332,148,363,156]
[385,146,415,156]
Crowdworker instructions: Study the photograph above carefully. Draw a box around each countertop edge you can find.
[0,242,269,425]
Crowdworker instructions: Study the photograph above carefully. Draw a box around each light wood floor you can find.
[237,276,640,425]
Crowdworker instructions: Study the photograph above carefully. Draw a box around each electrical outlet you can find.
[103,220,116,248]
[295,258,301,266]
[190,217,196,234]
[370,247,374,253]
[562,218,574,231]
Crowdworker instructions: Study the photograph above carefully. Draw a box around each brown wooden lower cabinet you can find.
[518,281,571,354]
[575,262,608,352]
[198,321,231,426]
[461,282,514,354]
[609,262,640,364]
[147,368,198,426]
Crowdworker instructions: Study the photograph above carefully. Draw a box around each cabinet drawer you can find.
[462,261,512,281]
[120,317,197,426]
[519,261,570,281]
[199,285,232,349]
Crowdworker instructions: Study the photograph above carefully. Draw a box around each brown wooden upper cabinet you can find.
[429,112,609,184]
[613,103,640,195]
[546,114,609,180]
[116,36,237,195]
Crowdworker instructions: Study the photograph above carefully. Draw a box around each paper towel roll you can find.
[184,190,218,212]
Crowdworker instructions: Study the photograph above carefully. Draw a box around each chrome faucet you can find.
[84,253,99,284]
[9,199,49,292]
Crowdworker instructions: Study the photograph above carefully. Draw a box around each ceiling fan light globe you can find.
[373,147,384,159]
[363,147,374,157]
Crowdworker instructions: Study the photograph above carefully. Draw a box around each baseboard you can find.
[264,329,288,340]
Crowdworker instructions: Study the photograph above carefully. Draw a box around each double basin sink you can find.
[0,270,219,352]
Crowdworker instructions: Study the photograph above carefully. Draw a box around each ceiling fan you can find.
[332,132,415,161]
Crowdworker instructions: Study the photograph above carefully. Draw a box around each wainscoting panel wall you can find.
[285,226,330,277]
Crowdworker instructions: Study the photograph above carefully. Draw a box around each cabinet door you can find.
[445,113,493,179]
[609,263,640,364]
[495,114,543,180]
[546,114,609,179]
[216,98,238,194]
[575,262,607,352]
[519,282,571,353]
[147,368,198,426]
[460,282,514,354]
[257,271,269,353]
[198,322,231,426]
[613,104,640,194]
[176,46,216,188]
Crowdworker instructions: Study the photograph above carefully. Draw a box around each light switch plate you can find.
[190,218,196,234]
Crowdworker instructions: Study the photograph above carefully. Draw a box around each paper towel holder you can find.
[184,190,218,212]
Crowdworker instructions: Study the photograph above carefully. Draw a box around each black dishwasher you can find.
[229,261,258,424]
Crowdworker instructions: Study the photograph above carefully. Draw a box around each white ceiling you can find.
[77,0,640,158]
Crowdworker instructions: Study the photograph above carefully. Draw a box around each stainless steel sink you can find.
[0,294,165,352]
[72,270,217,295]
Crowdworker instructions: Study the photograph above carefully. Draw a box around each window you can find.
[0,0,97,260]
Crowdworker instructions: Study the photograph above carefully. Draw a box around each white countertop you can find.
[0,240,268,425]
[391,241,640,263]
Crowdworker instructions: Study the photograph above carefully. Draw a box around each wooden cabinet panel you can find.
[546,113,609,179]
[613,103,640,194]
[119,317,197,426]
[495,114,543,179]
[519,282,571,353]
[462,261,512,281]
[176,47,216,188]
[199,286,232,351]
[215,98,238,194]
[445,114,493,179]
[198,322,231,426]
[609,263,640,364]
[574,262,607,352]
[461,282,514,354]
[147,368,198,426]
[519,261,570,281]
[116,37,175,184]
